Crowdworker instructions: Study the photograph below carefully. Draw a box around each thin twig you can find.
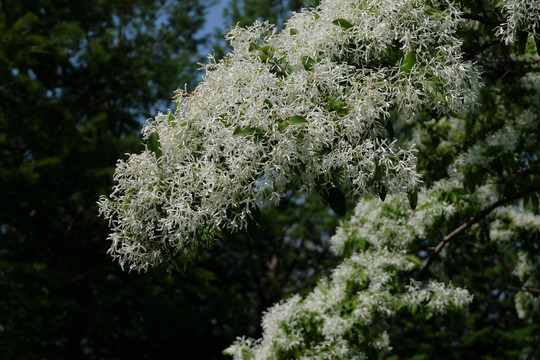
[508,286,540,295]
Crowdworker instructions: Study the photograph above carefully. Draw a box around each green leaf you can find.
[332,18,354,29]
[401,51,416,72]
[288,115,308,125]
[147,132,163,159]
[317,280,329,294]
[328,187,347,216]
[517,30,528,55]
[405,254,423,267]
[249,42,260,52]
[385,118,394,138]
[424,80,446,102]
[379,186,387,202]
[423,4,441,17]
[277,120,289,132]
[290,28,299,36]
[408,189,418,210]
[233,126,257,136]
[385,45,398,65]
[372,160,385,182]
[263,99,273,109]
[301,55,315,71]
[355,238,367,251]
[168,112,175,123]
[358,270,368,283]
[396,298,407,311]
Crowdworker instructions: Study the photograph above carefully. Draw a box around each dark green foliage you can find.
[327,187,347,216]
[407,189,418,211]
[0,0,215,358]
[288,115,308,125]
[0,1,338,358]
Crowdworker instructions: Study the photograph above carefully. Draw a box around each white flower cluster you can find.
[495,0,540,44]
[453,76,540,171]
[490,207,540,243]
[512,251,540,319]
[489,208,540,319]
[98,0,479,272]
[225,191,473,359]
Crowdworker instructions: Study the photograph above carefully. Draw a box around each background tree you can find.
[0,0,213,358]
[0,0,334,358]
[94,0,540,358]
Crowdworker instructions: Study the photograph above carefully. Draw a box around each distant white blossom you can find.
[491,211,540,320]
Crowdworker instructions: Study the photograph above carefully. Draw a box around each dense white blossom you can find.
[225,188,473,359]
[495,0,540,44]
[98,0,479,271]
[222,0,539,356]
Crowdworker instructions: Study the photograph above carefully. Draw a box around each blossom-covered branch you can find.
[418,182,540,281]
[224,185,474,359]
[98,0,479,272]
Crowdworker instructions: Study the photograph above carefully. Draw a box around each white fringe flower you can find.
[99,0,479,272]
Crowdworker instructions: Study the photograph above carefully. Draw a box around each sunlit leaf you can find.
[233,126,257,136]
[332,18,353,29]
[288,115,308,125]
[401,51,416,72]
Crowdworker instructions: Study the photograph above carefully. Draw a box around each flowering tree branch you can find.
[418,182,540,281]
[97,0,540,357]
[98,0,480,272]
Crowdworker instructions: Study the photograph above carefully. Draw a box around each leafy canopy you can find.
[98,0,540,358]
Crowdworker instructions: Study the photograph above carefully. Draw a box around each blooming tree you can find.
[98,0,478,271]
[99,0,540,357]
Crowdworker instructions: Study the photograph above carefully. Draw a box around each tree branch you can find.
[508,286,540,295]
[417,183,540,281]
[461,12,500,26]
